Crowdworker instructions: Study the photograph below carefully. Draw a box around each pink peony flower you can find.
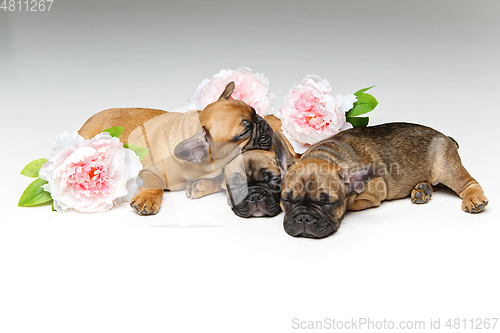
[280,75,357,153]
[39,132,142,212]
[189,67,275,116]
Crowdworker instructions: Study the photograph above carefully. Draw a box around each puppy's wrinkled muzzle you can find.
[284,208,338,239]
[231,188,281,218]
[244,115,273,151]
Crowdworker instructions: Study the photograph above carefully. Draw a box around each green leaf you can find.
[347,93,378,117]
[347,116,369,128]
[354,86,375,96]
[18,178,53,207]
[20,158,48,177]
[123,143,149,161]
[102,126,124,138]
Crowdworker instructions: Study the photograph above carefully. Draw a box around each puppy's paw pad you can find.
[462,195,488,214]
[411,182,432,205]
[130,191,162,216]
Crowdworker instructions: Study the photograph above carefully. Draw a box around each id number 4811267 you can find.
[1,0,54,11]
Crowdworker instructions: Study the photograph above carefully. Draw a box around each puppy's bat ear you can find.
[218,81,235,101]
[273,132,297,178]
[174,127,212,164]
[339,165,385,194]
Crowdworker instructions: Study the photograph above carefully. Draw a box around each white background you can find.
[1,1,499,332]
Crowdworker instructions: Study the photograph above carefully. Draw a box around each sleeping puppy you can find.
[186,115,300,218]
[277,123,489,238]
[78,82,273,215]
[222,116,299,217]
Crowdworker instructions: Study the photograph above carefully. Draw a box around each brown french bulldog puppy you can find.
[276,123,489,238]
[185,115,300,218]
[78,82,273,215]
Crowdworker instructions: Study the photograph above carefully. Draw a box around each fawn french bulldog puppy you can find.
[222,115,300,217]
[78,82,273,215]
[277,123,488,238]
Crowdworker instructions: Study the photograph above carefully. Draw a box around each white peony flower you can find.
[280,75,356,153]
[39,132,142,212]
[189,67,275,116]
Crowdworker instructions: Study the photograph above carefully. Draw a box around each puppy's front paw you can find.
[186,179,219,199]
[130,189,163,215]
[462,192,489,213]
[186,180,203,199]
[411,182,432,204]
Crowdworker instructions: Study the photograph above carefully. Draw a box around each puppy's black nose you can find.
[248,193,264,202]
[295,213,314,224]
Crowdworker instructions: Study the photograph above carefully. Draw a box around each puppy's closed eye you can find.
[243,119,252,130]
[260,170,277,183]
[317,193,329,204]
[282,192,299,204]
[230,120,252,142]
[228,174,246,190]
[316,193,340,206]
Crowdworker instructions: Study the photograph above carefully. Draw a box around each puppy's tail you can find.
[448,136,459,149]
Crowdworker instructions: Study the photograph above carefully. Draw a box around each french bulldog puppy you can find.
[183,148,284,217]
[222,115,299,217]
[185,115,300,218]
[78,82,273,215]
[277,123,488,238]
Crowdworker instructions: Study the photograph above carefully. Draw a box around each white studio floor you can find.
[1,1,499,332]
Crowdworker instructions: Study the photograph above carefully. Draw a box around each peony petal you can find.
[335,94,358,113]
[53,131,84,151]
[123,148,143,179]
[62,146,96,165]
[188,67,275,116]
[281,129,310,154]
[116,177,141,204]
[340,121,353,131]
[52,200,64,212]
